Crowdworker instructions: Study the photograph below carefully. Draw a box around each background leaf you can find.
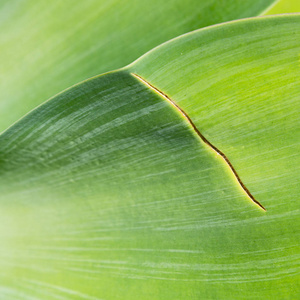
[264,0,300,14]
[0,0,276,132]
[1,15,299,299]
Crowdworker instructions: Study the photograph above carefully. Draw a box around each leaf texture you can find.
[0,0,276,132]
[0,14,299,300]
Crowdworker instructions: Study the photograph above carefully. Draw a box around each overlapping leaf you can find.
[0,0,276,132]
[0,14,299,299]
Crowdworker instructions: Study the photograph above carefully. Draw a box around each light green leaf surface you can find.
[265,0,300,14]
[0,0,276,132]
[1,15,299,299]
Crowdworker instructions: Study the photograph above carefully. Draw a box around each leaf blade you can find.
[1,14,299,300]
[0,0,276,131]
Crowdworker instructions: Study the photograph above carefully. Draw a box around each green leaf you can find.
[264,0,300,14]
[1,15,299,299]
[0,0,276,132]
